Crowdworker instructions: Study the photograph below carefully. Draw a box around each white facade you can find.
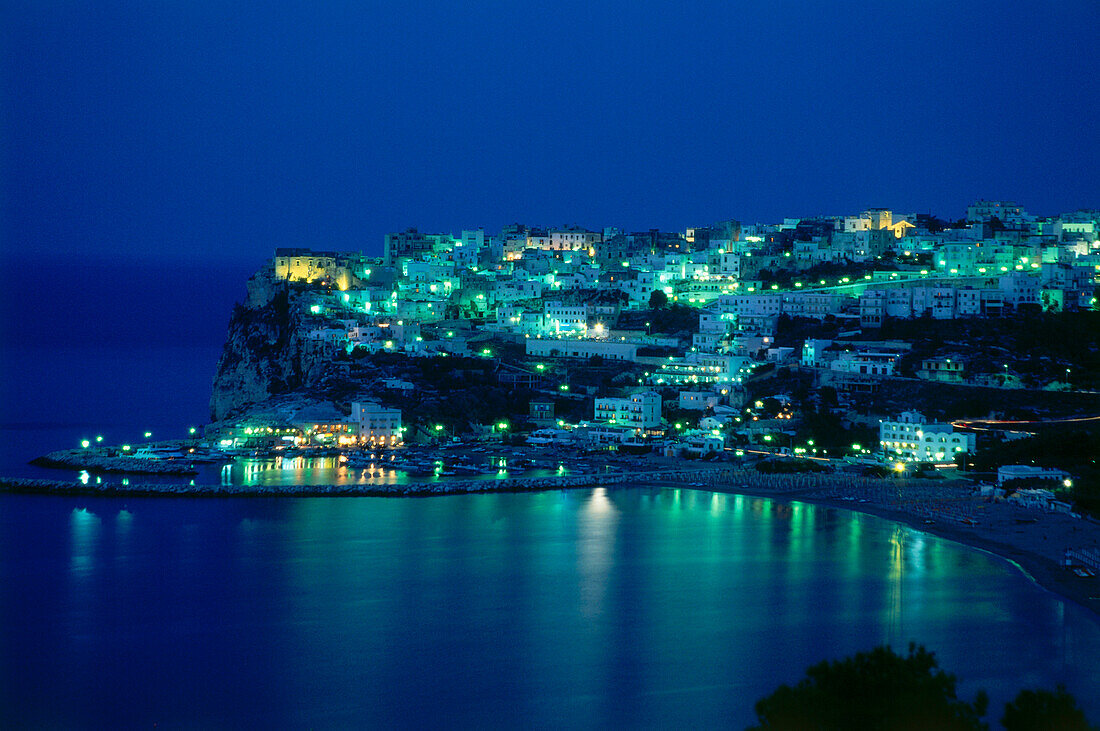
[829,350,900,376]
[543,302,588,334]
[679,391,719,411]
[593,392,662,430]
[526,338,638,361]
[879,411,975,463]
[352,402,403,447]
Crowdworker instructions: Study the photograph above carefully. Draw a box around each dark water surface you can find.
[2,488,1098,729]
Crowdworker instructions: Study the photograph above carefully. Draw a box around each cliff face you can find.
[208,267,329,421]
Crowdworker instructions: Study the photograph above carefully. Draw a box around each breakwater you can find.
[30,449,199,476]
[0,463,963,499]
[0,468,959,498]
[0,469,730,497]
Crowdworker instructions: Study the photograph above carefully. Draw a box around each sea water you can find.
[1,488,1098,728]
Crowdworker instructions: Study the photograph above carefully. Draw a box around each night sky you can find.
[4,1,1099,268]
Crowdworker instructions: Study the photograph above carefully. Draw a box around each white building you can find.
[679,391,719,411]
[649,353,754,386]
[997,465,1071,487]
[351,401,403,448]
[543,302,589,335]
[967,200,1028,224]
[829,350,900,377]
[592,392,662,430]
[879,411,975,463]
[526,338,638,362]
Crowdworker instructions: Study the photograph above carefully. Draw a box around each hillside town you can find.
[192,200,1100,512]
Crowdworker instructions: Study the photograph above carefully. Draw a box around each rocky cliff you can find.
[208,266,330,421]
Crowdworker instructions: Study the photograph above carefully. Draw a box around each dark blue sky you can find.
[4,1,1099,264]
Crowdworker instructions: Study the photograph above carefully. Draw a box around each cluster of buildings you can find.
[262,201,1097,458]
[210,402,403,450]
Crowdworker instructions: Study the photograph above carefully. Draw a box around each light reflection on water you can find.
[67,507,100,577]
[209,457,570,487]
[1,488,1096,728]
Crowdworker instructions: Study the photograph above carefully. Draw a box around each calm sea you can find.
[1,488,1098,729]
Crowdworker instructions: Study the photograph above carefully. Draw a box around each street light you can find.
[80,440,90,449]
[144,432,152,439]
[95,435,103,443]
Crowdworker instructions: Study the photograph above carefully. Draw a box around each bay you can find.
[1,488,1098,729]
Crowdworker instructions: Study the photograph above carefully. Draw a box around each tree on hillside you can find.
[749,643,989,730]
[1002,685,1097,731]
[649,289,669,309]
[751,645,1096,731]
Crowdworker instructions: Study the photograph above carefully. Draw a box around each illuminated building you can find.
[352,401,403,448]
[592,391,662,431]
[273,248,355,290]
[878,411,975,463]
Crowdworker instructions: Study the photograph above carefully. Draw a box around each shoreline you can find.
[689,483,1100,622]
[3,468,1098,620]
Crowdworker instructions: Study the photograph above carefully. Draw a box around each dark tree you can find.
[1002,685,1096,731]
[648,289,669,309]
[749,644,989,731]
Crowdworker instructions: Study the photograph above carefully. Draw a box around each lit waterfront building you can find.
[878,410,975,463]
[352,401,403,448]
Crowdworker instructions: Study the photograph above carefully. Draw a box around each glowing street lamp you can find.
[80,440,91,449]
[95,435,103,443]
[144,431,153,439]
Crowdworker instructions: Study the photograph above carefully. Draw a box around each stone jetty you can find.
[1,468,745,498]
[30,449,200,476]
